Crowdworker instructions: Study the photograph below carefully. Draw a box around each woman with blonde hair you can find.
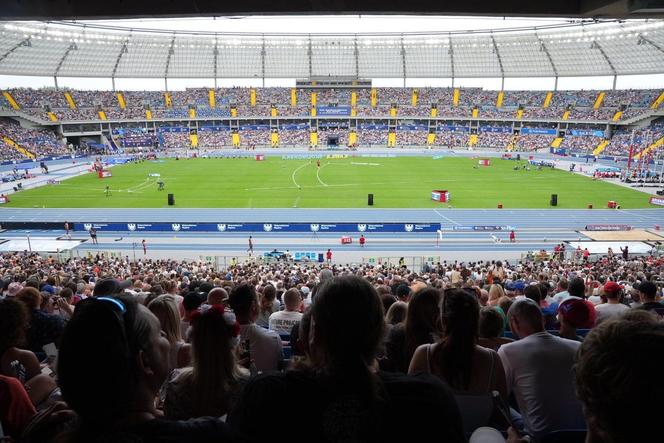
[164,303,249,419]
[385,301,408,326]
[256,284,279,328]
[487,284,505,307]
[148,295,190,369]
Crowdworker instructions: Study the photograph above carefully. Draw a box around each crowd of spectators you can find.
[436,130,470,147]
[1,87,660,124]
[357,128,389,145]
[559,135,604,153]
[513,134,556,151]
[238,129,272,146]
[279,129,309,145]
[317,128,349,146]
[0,120,68,158]
[395,130,428,146]
[0,248,663,442]
[475,132,513,149]
[198,130,232,148]
[160,132,191,149]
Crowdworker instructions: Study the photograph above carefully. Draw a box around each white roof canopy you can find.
[0,20,663,79]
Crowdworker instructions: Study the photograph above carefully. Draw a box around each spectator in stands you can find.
[575,316,664,443]
[0,297,41,382]
[550,278,570,304]
[228,283,283,373]
[557,298,596,341]
[568,277,586,299]
[16,287,65,356]
[385,300,408,326]
[478,306,513,351]
[228,275,466,442]
[256,284,279,328]
[148,295,191,370]
[594,281,629,324]
[180,291,205,340]
[0,373,36,440]
[268,288,302,336]
[164,303,249,420]
[498,299,586,438]
[409,289,507,434]
[635,280,664,317]
[53,295,236,442]
[384,287,442,373]
[206,287,228,306]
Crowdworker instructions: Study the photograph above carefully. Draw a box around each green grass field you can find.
[5,157,657,209]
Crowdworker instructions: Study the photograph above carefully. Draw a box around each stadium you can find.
[1,1,664,442]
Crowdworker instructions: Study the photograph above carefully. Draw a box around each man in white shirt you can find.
[269,288,303,336]
[229,283,283,373]
[594,281,630,324]
[550,278,570,305]
[498,299,585,439]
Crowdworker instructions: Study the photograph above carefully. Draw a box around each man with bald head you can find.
[498,299,585,439]
[207,287,228,305]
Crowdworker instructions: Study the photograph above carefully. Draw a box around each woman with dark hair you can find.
[409,289,507,435]
[164,303,249,419]
[52,295,237,442]
[229,275,465,443]
[0,297,40,383]
[384,287,442,373]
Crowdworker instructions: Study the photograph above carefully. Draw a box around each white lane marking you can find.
[291,162,309,189]
[316,163,329,187]
[433,208,462,226]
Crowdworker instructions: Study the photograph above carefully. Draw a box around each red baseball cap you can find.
[558,298,597,329]
[603,281,623,295]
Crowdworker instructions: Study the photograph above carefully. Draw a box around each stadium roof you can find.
[1,0,664,20]
[1,20,663,79]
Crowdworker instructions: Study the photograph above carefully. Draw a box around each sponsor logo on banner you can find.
[310,224,320,232]
[127,224,136,231]
[404,224,414,232]
[584,224,632,231]
[171,224,181,231]
[84,223,92,231]
[357,224,367,232]
[217,224,227,232]
[649,197,664,207]
[263,224,273,232]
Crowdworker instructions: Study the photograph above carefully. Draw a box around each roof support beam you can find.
[354,36,359,79]
[164,35,176,80]
[54,42,77,77]
[0,37,31,64]
[213,36,218,89]
[307,36,312,79]
[448,34,455,87]
[400,35,407,87]
[111,35,130,82]
[639,35,664,55]
[591,39,617,77]
[490,34,505,85]
[535,32,558,78]
[261,36,266,87]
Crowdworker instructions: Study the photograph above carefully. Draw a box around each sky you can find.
[0,15,663,90]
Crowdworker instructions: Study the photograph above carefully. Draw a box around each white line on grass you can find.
[434,208,462,226]
[291,162,309,189]
[316,163,329,187]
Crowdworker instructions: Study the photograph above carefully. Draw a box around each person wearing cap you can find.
[558,298,597,341]
[595,281,630,324]
[92,278,131,298]
[636,281,664,317]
